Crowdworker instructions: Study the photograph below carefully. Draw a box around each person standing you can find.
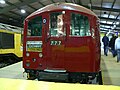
[109,34,117,57]
[102,33,109,56]
[115,34,120,62]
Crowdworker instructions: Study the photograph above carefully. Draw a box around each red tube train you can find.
[23,3,102,84]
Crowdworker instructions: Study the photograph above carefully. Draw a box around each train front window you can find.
[49,12,66,37]
[27,16,42,36]
[70,13,91,36]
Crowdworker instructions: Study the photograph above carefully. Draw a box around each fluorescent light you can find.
[113,25,116,28]
[104,26,110,28]
[103,14,108,18]
[116,22,119,25]
[0,0,5,4]
[21,9,26,14]
[104,28,108,30]
[100,21,106,23]
[109,15,115,18]
[107,21,112,24]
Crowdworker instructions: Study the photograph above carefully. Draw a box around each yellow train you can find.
[0,23,23,62]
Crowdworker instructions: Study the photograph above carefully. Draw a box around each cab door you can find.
[46,11,66,70]
[24,13,48,70]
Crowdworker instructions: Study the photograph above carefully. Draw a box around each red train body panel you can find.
[23,3,101,84]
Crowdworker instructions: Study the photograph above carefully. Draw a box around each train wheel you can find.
[27,73,36,80]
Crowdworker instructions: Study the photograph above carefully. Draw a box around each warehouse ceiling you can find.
[0,0,120,32]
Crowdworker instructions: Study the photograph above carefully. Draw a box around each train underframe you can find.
[25,69,103,84]
[0,53,22,62]
[0,53,22,68]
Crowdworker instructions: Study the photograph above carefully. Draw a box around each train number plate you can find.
[50,40,61,45]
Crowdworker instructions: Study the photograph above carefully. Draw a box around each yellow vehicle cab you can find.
[0,23,23,62]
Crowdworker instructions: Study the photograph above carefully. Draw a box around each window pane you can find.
[49,12,66,37]
[27,16,42,36]
[70,13,91,36]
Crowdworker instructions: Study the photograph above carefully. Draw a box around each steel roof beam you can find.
[38,1,45,7]
[78,0,82,5]
[71,0,76,3]
[5,1,31,14]
[100,27,119,31]
[0,20,22,27]
[100,23,120,27]
[0,16,22,27]
[27,4,37,10]
[89,0,92,10]
[107,0,116,21]
[112,12,120,24]
[0,0,39,14]
[65,0,68,3]
[51,0,55,3]
[0,14,21,21]
[19,0,37,11]
[99,16,119,21]
[83,5,120,12]
[100,0,103,17]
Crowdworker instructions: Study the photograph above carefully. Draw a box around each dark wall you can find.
[0,32,14,49]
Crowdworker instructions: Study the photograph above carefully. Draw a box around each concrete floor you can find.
[0,61,27,79]
[0,51,120,86]
[101,51,120,86]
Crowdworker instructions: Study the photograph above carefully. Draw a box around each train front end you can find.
[23,3,102,84]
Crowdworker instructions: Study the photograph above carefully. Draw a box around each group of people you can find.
[102,33,120,62]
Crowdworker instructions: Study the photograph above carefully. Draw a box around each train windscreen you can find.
[49,11,66,37]
[70,13,91,36]
[27,16,42,36]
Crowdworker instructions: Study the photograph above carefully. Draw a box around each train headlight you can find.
[32,58,36,62]
[62,11,65,14]
[26,52,30,57]
[26,62,30,67]
[39,53,43,57]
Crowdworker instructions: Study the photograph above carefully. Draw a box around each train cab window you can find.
[49,12,66,37]
[27,16,42,36]
[70,13,91,36]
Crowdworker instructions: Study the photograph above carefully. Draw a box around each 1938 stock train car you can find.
[23,3,102,84]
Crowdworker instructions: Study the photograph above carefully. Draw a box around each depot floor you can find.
[101,50,120,86]
[0,50,120,86]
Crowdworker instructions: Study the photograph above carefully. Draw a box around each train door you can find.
[24,13,49,69]
[45,11,66,70]
[65,12,92,72]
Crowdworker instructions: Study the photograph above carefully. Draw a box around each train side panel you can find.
[14,33,23,58]
[0,30,22,58]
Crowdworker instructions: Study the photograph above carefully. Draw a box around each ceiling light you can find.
[0,0,6,4]
[113,25,116,28]
[100,21,106,23]
[21,9,26,14]
[104,26,110,28]
[111,27,114,29]
[103,14,108,17]
[107,21,112,24]
[116,22,119,25]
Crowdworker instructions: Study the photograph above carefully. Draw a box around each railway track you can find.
[0,57,22,68]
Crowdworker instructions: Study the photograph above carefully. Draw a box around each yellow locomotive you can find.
[0,23,23,63]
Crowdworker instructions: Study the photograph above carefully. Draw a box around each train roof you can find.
[26,3,98,20]
[0,23,23,34]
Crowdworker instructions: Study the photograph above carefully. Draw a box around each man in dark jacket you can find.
[102,33,109,56]
[109,34,117,57]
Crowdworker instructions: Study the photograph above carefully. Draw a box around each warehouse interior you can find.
[0,0,120,90]
[0,0,120,33]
